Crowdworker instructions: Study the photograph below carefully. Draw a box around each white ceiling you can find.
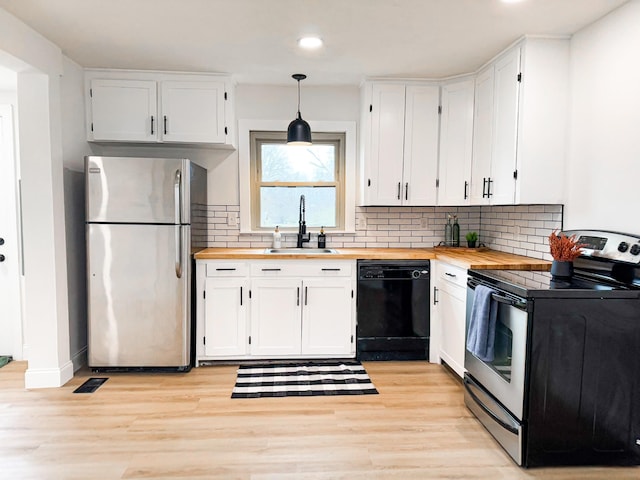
[0,0,629,85]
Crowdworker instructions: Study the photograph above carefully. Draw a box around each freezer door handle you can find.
[175,225,183,278]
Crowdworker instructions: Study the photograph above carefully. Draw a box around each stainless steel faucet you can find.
[297,194,311,248]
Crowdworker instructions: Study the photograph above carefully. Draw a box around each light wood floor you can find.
[1,361,638,479]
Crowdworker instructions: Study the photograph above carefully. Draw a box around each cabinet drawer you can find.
[205,262,249,277]
[438,263,467,291]
[251,260,353,277]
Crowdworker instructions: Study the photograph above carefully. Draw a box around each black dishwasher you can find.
[356,260,430,361]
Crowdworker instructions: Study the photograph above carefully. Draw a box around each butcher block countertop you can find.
[194,247,551,271]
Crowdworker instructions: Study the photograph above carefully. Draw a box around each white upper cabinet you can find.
[85,70,234,147]
[89,79,158,142]
[470,37,569,205]
[160,80,226,143]
[470,47,520,205]
[514,38,569,205]
[437,78,475,206]
[360,82,439,206]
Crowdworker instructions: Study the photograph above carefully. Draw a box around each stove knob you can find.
[630,244,640,256]
[618,241,629,252]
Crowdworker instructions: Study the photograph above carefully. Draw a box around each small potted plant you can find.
[548,230,584,279]
[465,231,478,248]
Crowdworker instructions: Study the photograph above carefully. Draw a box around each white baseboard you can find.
[24,360,74,389]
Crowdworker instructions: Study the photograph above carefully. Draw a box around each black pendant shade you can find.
[287,74,312,145]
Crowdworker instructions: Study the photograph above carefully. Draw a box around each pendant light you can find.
[287,73,312,145]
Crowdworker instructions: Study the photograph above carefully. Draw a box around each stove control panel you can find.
[563,230,640,265]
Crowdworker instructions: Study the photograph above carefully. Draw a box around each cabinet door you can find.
[438,79,475,206]
[490,47,520,205]
[203,278,248,356]
[161,80,226,143]
[368,83,406,205]
[301,278,354,356]
[90,79,157,142]
[250,278,302,356]
[470,67,493,204]
[438,287,466,378]
[403,85,440,206]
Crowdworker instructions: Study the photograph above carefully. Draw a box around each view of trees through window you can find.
[251,131,344,230]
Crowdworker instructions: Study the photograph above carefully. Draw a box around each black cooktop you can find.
[468,268,640,300]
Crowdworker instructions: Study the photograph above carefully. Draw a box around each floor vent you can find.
[73,377,108,394]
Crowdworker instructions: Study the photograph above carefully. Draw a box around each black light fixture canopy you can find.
[287,73,312,145]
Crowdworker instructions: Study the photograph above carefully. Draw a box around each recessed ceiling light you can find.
[298,36,323,49]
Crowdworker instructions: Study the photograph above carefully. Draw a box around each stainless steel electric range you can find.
[464,230,640,468]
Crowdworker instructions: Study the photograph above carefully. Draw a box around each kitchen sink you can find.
[264,248,338,254]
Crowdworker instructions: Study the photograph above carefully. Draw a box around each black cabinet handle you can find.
[445,272,457,278]
[150,115,155,135]
[164,115,168,135]
[240,286,243,306]
[405,183,408,201]
[321,268,341,271]
[482,177,488,198]
[305,286,308,306]
[397,182,401,200]
[261,268,281,272]
[296,287,300,306]
[488,178,493,198]
[464,181,469,200]
[216,268,236,271]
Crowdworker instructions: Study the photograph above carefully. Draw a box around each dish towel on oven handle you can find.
[466,284,498,362]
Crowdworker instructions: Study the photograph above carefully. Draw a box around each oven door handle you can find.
[464,378,519,435]
[467,279,527,311]
[491,293,527,311]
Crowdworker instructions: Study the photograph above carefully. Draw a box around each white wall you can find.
[60,56,92,370]
[0,7,73,387]
[61,57,91,171]
[565,0,640,233]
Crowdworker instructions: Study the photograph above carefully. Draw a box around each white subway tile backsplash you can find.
[199,204,563,258]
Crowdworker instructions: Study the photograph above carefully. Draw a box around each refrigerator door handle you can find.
[175,225,183,278]
[174,169,182,224]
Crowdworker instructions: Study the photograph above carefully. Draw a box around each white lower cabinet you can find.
[196,259,356,363]
[203,277,248,357]
[250,278,303,356]
[301,278,354,356]
[432,262,468,377]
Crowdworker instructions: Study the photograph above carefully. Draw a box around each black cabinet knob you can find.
[0,237,4,245]
[0,254,5,262]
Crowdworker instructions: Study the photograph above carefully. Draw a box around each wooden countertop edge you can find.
[194,248,551,271]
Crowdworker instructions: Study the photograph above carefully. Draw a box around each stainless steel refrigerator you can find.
[85,155,207,370]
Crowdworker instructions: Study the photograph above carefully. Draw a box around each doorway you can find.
[0,102,23,360]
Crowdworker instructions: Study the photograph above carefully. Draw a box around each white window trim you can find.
[238,119,356,234]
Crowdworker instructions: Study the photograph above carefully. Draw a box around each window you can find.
[249,131,346,231]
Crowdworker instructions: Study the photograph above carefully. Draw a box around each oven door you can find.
[465,279,529,420]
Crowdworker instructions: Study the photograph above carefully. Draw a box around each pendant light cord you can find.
[297,78,301,117]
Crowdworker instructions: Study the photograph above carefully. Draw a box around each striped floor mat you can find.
[231,361,378,398]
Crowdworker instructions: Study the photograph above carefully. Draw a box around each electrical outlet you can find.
[420,218,428,229]
[227,212,238,226]
[357,217,367,230]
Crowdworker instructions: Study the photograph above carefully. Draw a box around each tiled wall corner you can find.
[479,205,563,261]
